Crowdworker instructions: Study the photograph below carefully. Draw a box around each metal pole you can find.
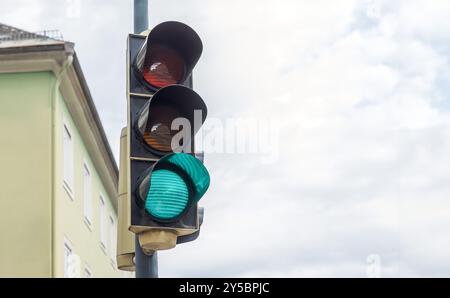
[133,0,157,278]
[134,0,149,34]
[135,237,158,278]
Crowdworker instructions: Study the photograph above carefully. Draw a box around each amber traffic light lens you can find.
[143,44,185,88]
[143,123,173,152]
[140,104,183,153]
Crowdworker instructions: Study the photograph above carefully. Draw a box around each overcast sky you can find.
[2,0,450,277]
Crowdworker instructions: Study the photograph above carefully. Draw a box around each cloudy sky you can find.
[2,0,450,277]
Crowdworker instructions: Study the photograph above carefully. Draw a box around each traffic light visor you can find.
[158,153,210,202]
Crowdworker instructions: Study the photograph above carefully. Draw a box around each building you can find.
[0,23,129,277]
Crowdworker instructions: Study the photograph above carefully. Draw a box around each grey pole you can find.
[133,0,158,278]
[135,237,158,278]
[134,0,149,34]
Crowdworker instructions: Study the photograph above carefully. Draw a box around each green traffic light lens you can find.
[141,153,210,222]
[145,169,189,220]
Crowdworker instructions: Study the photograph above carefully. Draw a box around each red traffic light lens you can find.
[143,44,185,89]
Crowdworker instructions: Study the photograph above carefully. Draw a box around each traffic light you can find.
[126,21,209,252]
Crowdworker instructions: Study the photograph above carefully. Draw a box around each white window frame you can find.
[84,264,93,278]
[109,215,117,266]
[83,162,93,229]
[63,238,73,278]
[63,121,74,199]
[99,195,107,252]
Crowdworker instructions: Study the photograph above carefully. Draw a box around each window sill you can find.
[63,182,74,201]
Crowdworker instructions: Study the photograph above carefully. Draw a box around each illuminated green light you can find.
[145,169,189,220]
[144,153,210,221]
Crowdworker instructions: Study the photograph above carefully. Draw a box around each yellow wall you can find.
[0,72,53,277]
[52,88,121,277]
[0,71,125,277]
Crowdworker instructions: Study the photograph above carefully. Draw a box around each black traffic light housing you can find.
[126,21,208,251]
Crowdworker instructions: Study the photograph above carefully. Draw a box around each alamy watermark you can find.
[366,254,382,278]
[66,0,81,19]
[166,110,280,164]
[365,0,382,20]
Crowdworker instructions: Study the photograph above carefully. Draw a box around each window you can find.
[99,195,106,250]
[63,240,73,278]
[109,216,117,264]
[83,163,92,227]
[63,123,74,197]
[84,265,92,278]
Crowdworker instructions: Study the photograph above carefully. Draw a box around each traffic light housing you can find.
[126,21,209,252]
[129,21,201,95]
[117,128,135,272]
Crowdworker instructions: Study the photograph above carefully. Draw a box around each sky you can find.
[1,0,450,277]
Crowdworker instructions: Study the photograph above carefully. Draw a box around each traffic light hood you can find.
[154,153,210,202]
[149,84,207,125]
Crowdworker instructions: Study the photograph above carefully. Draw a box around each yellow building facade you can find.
[0,24,130,277]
